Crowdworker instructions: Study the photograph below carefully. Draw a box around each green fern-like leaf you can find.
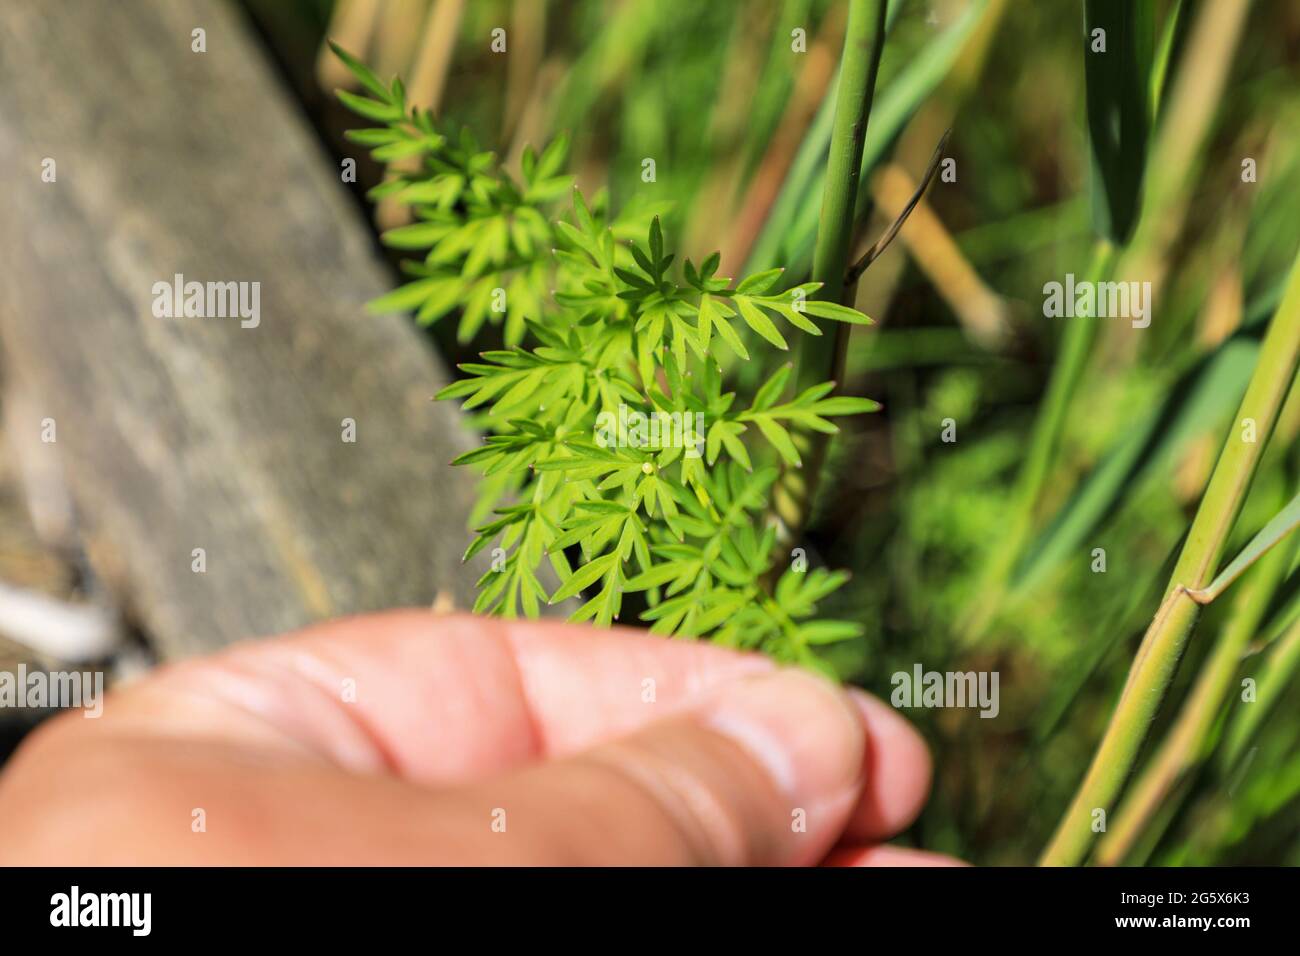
[334,46,881,659]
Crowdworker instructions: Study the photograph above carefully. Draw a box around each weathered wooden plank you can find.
[0,0,484,658]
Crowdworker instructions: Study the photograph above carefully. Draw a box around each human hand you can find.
[0,611,958,866]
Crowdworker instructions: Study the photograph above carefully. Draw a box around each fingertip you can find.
[844,690,933,841]
[702,670,866,818]
[442,668,870,867]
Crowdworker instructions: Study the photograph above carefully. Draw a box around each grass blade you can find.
[1083,0,1152,243]
[1186,490,1300,605]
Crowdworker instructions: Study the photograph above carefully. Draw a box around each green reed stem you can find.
[1095,533,1295,865]
[776,0,887,535]
[1040,248,1300,866]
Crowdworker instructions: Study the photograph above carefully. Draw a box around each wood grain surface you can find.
[0,0,485,658]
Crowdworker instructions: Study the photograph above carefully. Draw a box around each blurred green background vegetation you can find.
[240,0,1299,865]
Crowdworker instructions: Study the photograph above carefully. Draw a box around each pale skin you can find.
[0,611,960,866]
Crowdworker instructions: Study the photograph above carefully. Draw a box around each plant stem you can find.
[1039,248,1300,866]
[775,0,886,535]
[800,0,886,385]
[1094,532,1294,865]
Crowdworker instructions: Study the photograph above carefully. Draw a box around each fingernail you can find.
[702,670,865,807]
